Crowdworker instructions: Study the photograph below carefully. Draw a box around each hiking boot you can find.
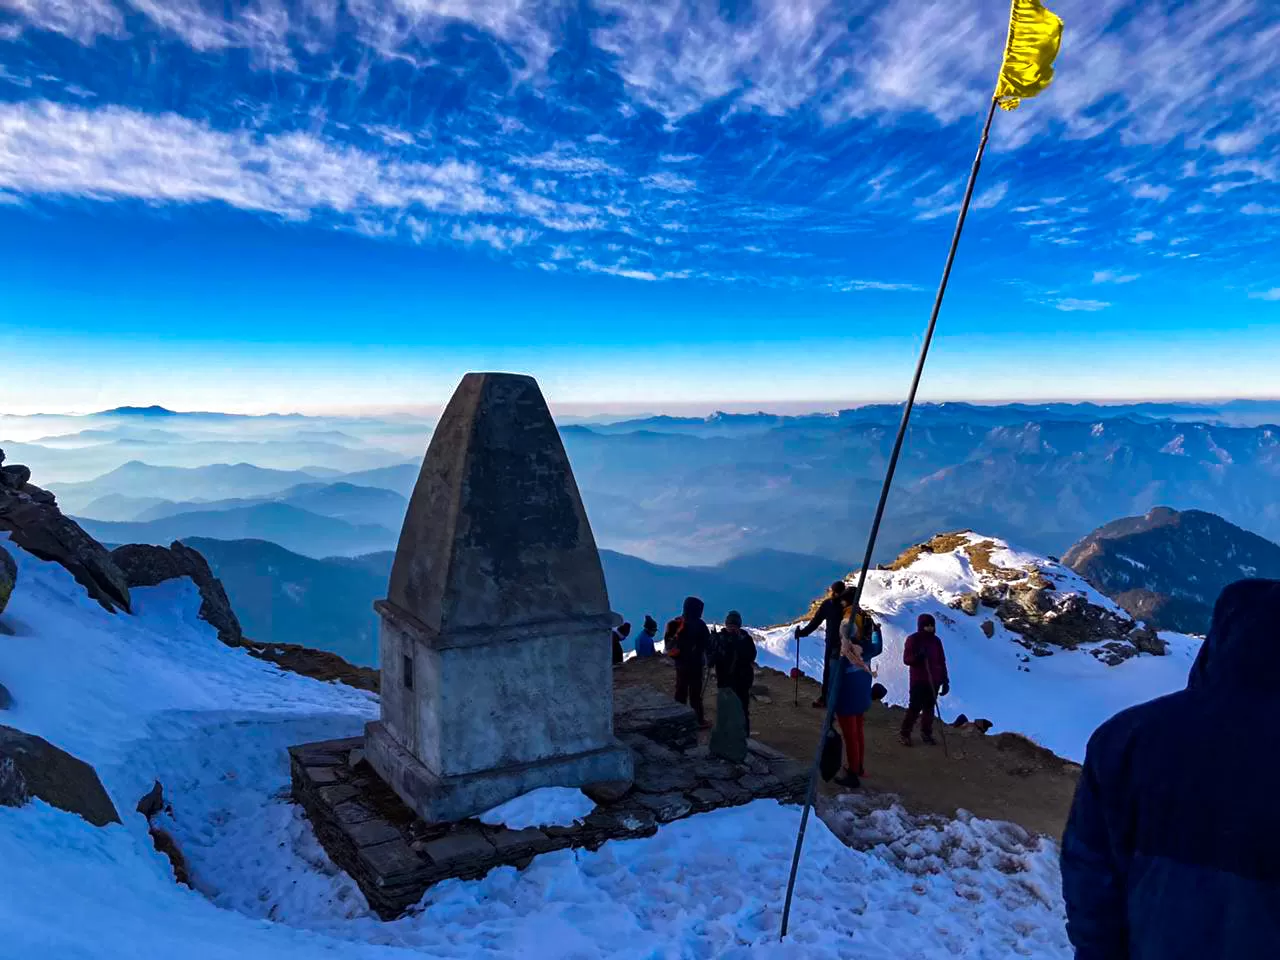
[833,772,861,789]
[898,733,913,747]
[922,734,939,746]
[811,698,827,709]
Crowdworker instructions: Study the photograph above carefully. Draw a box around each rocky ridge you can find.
[891,531,1166,666]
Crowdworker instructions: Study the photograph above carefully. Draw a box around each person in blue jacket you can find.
[1060,578,1280,959]
[833,634,874,789]
[634,615,659,658]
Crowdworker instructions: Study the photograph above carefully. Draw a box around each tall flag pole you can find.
[778,0,1063,940]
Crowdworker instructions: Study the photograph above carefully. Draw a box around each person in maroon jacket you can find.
[900,612,950,746]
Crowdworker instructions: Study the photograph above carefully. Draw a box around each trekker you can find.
[634,615,659,658]
[669,596,711,728]
[1061,579,1280,959]
[900,612,949,746]
[833,635,873,788]
[611,621,631,666]
[794,581,849,708]
[708,610,758,760]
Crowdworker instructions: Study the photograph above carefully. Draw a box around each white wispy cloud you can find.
[1092,270,1139,284]
[1131,183,1172,201]
[1248,288,1280,300]
[641,171,696,192]
[914,181,1007,222]
[1242,202,1280,215]
[1055,298,1111,312]
[835,279,923,292]
[1132,230,1156,244]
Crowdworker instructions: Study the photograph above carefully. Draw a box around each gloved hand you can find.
[939,681,950,697]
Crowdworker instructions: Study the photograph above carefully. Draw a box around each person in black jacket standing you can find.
[1061,579,1280,959]
[711,610,758,731]
[794,581,848,708]
[670,595,711,728]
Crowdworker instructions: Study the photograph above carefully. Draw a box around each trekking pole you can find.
[923,660,950,759]
[779,654,842,940]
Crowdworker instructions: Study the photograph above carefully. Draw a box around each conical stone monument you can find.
[365,372,633,823]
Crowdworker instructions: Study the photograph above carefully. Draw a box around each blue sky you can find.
[1,0,1278,414]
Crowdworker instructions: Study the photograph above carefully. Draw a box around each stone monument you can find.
[364,372,633,823]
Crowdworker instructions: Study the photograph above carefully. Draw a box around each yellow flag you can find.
[994,0,1063,110]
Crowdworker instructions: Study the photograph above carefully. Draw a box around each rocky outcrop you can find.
[0,450,131,613]
[0,542,15,617]
[994,579,1136,652]
[241,639,380,692]
[111,542,242,645]
[0,724,120,826]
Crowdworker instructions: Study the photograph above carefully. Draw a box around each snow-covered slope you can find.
[756,531,1202,762]
[0,535,1075,957]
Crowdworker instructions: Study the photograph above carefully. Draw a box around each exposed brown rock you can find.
[111,542,242,645]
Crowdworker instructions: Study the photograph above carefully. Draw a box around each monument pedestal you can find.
[365,720,632,824]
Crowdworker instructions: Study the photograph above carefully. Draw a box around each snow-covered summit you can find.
[756,531,1202,762]
[0,533,1078,957]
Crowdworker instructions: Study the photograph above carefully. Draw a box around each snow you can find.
[479,787,596,830]
[754,531,1202,762]
[0,536,1079,958]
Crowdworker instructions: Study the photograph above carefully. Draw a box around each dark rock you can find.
[422,831,496,869]
[1129,625,1167,656]
[951,592,980,616]
[612,686,698,749]
[974,719,994,733]
[346,817,403,849]
[149,824,190,886]
[708,779,752,804]
[980,619,995,638]
[0,682,11,711]
[0,464,31,489]
[136,780,165,818]
[953,714,970,727]
[111,542,242,645]
[633,761,698,794]
[485,826,549,858]
[690,786,723,807]
[1091,641,1138,666]
[0,486,131,613]
[995,578,1135,650]
[0,724,120,826]
[738,772,781,793]
[979,584,1006,608]
[632,791,692,822]
[583,779,632,804]
[0,543,15,617]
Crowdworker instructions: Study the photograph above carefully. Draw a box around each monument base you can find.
[365,720,634,824]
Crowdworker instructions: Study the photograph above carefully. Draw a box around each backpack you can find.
[819,722,843,781]
[852,611,883,662]
[665,617,684,658]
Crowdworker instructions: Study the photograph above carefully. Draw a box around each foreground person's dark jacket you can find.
[1060,578,1280,960]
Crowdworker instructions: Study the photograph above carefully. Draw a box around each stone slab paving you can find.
[290,686,808,919]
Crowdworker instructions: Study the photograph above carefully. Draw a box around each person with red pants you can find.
[833,636,873,788]
[900,612,949,746]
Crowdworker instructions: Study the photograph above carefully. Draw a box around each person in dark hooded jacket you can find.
[900,612,949,746]
[670,596,711,727]
[795,581,848,708]
[1060,578,1280,960]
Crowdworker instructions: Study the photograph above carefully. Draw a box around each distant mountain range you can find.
[81,503,396,559]
[1064,507,1280,634]
[16,400,1280,568]
[186,539,848,663]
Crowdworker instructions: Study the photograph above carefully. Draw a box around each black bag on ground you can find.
[819,722,843,782]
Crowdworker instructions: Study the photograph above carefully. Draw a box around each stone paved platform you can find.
[290,686,808,919]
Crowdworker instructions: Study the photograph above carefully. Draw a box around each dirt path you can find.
[615,656,1079,840]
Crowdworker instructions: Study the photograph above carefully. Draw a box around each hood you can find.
[682,596,705,619]
[916,613,936,632]
[1188,579,1280,693]
[643,615,658,633]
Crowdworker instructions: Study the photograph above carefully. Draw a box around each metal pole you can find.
[778,95,999,941]
[778,655,843,940]
[924,658,950,759]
